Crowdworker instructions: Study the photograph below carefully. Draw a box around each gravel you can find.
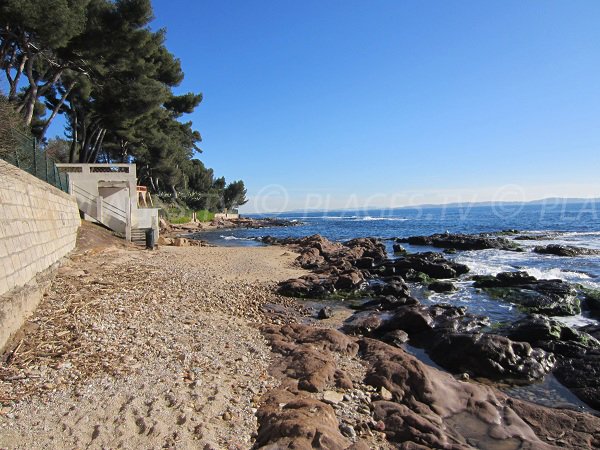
[0,244,306,449]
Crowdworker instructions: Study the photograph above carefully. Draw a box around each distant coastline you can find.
[263,197,600,216]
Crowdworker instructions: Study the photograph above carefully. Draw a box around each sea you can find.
[194,201,600,412]
[197,201,600,328]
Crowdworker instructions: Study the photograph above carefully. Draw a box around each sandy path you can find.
[0,242,306,449]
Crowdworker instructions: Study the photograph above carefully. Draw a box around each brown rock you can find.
[322,390,344,405]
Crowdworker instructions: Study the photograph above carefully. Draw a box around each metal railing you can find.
[0,130,69,192]
[71,184,128,222]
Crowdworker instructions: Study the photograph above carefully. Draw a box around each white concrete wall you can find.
[134,208,160,240]
[0,160,80,349]
[0,160,80,296]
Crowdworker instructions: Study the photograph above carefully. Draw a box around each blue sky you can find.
[57,1,600,212]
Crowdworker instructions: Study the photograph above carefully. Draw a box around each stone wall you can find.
[0,160,80,348]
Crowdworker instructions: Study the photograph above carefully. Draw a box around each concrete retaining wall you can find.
[0,160,80,349]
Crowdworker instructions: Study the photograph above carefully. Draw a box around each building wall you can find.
[0,160,81,349]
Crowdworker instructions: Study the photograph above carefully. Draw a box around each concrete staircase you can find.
[71,184,131,241]
[130,228,151,246]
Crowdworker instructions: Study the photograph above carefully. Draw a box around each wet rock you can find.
[582,288,600,318]
[397,232,521,251]
[392,244,407,254]
[343,312,388,336]
[383,329,409,346]
[334,270,366,291]
[533,244,600,257]
[277,276,335,298]
[503,316,600,410]
[359,295,418,311]
[428,281,456,293]
[473,271,537,287]
[371,277,411,298]
[473,272,580,316]
[394,252,469,279]
[359,338,588,449]
[553,354,600,410]
[387,307,434,335]
[402,269,433,284]
[580,324,600,341]
[318,307,334,320]
[428,332,555,381]
[354,257,375,269]
[503,314,600,354]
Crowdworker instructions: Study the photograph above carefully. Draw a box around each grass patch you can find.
[195,209,215,222]
[170,216,192,224]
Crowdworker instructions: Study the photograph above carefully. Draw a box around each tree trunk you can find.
[39,80,76,141]
[88,128,106,163]
[23,56,37,126]
[149,176,157,192]
[69,111,78,163]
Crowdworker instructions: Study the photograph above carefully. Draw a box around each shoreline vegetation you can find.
[1,221,599,449]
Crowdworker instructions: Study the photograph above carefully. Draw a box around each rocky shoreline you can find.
[1,225,599,449]
[159,216,300,240]
[268,233,600,412]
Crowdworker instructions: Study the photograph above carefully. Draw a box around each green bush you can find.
[170,216,192,224]
[195,209,215,222]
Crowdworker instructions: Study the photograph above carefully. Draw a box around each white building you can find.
[56,163,159,243]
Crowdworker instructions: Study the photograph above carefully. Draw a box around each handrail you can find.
[72,185,97,202]
[102,203,127,220]
[102,208,127,222]
[71,183,127,220]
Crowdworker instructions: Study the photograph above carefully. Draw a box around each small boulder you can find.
[318,306,334,320]
[428,281,456,293]
[392,243,407,254]
[322,390,344,405]
[534,244,599,257]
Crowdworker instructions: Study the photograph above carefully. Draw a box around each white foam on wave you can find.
[552,314,599,328]
[455,251,515,276]
[523,267,592,281]
[560,231,600,238]
[322,215,358,220]
[220,235,254,241]
[353,216,409,222]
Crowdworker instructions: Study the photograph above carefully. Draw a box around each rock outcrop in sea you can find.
[267,233,600,415]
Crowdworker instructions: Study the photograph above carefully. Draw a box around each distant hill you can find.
[395,197,600,210]
[278,197,600,214]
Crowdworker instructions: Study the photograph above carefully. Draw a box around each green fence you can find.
[0,130,69,193]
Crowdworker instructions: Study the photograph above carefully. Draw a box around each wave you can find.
[523,267,592,281]
[321,215,359,220]
[353,216,410,222]
[318,215,410,221]
[456,254,596,283]
[552,314,599,328]
[220,235,255,241]
[559,231,600,237]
